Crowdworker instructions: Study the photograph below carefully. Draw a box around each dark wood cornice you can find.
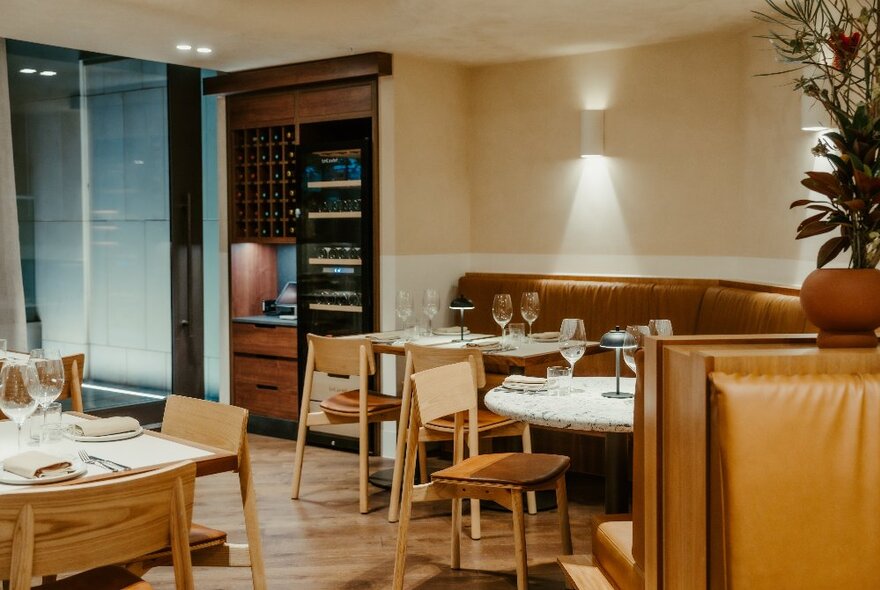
[203,52,392,96]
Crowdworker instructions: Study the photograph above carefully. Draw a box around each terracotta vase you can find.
[800,268,880,348]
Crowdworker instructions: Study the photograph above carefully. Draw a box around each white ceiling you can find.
[1,0,767,71]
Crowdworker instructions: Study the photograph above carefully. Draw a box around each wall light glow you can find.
[19,68,37,74]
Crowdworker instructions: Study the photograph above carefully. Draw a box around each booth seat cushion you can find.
[593,520,640,590]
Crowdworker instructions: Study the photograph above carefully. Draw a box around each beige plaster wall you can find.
[465,26,822,285]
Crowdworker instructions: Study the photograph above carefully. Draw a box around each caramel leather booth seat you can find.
[459,273,812,378]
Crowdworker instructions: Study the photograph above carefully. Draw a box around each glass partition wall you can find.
[6,41,217,416]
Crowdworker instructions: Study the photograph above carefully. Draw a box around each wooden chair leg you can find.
[392,421,421,590]
[521,426,537,515]
[469,499,482,541]
[451,497,462,569]
[290,412,309,499]
[388,372,414,523]
[359,414,369,514]
[555,477,573,555]
[417,441,428,484]
[239,437,268,590]
[511,491,528,590]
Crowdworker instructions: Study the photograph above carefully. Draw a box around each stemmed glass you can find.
[492,294,513,339]
[648,319,673,336]
[559,319,586,394]
[0,361,37,450]
[520,292,540,341]
[422,289,439,335]
[28,349,65,441]
[623,325,650,375]
[396,290,413,337]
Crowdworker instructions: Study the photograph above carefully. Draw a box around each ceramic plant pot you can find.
[799,268,880,348]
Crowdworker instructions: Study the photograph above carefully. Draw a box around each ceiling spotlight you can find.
[19,68,37,74]
[39,71,57,77]
[196,47,212,54]
[176,44,192,51]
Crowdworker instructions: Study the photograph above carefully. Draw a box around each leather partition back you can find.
[710,373,880,589]
[631,348,645,572]
[696,287,808,335]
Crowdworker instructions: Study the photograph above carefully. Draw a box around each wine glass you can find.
[492,294,513,338]
[28,349,65,440]
[396,290,413,335]
[622,325,649,375]
[422,289,439,335]
[559,319,586,394]
[0,361,37,449]
[520,292,540,341]
[0,338,6,360]
[648,319,673,336]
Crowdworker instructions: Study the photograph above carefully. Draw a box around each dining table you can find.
[485,375,635,514]
[0,412,237,490]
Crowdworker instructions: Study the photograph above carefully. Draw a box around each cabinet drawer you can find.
[233,323,297,358]
[233,355,298,420]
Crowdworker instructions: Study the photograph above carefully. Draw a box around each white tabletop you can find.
[364,331,569,358]
[484,376,635,433]
[0,414,213,491]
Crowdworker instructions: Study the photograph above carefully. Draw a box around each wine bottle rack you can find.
[231,124,298,242]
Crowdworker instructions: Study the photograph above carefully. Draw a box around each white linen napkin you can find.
[433,326,470,336]
[531,331,560,342]
[465,338,501,351]
[4,450,73,479]
[501,375,547,391]
[74,416,140,437]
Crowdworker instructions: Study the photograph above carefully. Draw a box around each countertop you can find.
[232,315,298,327]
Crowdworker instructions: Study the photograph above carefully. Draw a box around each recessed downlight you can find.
[19,68,37,74]
[196,47,212,54]
[176,44,192,51]
[39,70,57,77]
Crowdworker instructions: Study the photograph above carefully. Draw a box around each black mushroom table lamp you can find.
[449,294,475,342]
[599,325,636,398]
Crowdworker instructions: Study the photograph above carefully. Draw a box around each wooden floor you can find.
[145,434,605,589]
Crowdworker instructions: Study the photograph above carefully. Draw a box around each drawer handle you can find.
[256,384,279,391]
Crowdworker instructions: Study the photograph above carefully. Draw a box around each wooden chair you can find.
[393,361,573,590]
[388,343,538,539]
[0,461,195,590]
[291,334,402,514]
[125,395,267,590]
[60,353,85,413]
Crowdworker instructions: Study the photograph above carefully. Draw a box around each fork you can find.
[77,449,118,472]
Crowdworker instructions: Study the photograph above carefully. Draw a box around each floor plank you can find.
[145,434,604,589]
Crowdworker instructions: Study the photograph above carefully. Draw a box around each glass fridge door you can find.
[297,141,372,338]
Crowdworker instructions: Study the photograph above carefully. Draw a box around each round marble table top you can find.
[484,376,635,433]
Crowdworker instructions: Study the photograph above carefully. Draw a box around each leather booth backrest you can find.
[695,287,810,335]
[457,273,811,375]
[710,373,880,589]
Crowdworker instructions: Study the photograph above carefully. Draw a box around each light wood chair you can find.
[393,361,573,590]
[125,395,267,590]
[291,334,402,514]
[0,461,195,590]
[388,343,538,539]
[60,353,85,413]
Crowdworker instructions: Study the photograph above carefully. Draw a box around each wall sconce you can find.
[800,94,832,132]
[580,109,605,157]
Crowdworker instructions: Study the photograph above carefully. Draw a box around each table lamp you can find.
[449,294,475,341]
[599,325,636,399]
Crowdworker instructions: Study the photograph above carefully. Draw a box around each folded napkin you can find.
[465,338,501,351]
[501,375,547,391]
[74,416,140,437]
[4,450,72,479]
[433,327,469,336]
[531,331,560,342]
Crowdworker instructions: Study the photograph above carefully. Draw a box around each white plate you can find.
[64,426,144,442]
[0,464,87,485]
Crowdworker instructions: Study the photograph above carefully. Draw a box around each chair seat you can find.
[35,566,151,590]
[432,452,569,487]
[593,520,639,590]
[319,390,402,415]
[425,409,516,432]
[138,522,228,561]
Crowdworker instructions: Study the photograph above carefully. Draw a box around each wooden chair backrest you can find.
[0,461,196,588]
[59,353,85,409]
[405,343,486,389]
[162,394,248,457]
[710,372,880,589]
[308,334,375,376]
[410,361,478,425]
